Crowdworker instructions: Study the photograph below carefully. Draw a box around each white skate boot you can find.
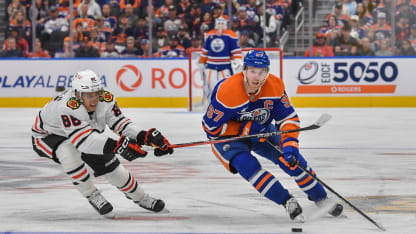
[87,190,113,216]
[135,194,165,212]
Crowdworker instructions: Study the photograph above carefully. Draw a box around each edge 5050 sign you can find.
[288,58,408,96]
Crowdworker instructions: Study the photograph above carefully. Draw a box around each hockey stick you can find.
[143,113,332,151]
[264,139,386,232]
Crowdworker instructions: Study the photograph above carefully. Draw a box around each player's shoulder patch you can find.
[67,97,80,109]
[100,91,114,103]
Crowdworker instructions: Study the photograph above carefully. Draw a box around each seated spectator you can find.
[28,38,51,58]
[345,0,357,16]
[200,0,216,15]
[333,25,359,56]
[257,3,278,47]
[95,15,112,42]
[304,32,334,57]
[366,28,381,52]
[138,38,157,57]
[408,24,416,51]
[239,30,256,48]
[3,26,29,57]
[7,0,26,21]
[164,5,182,37]
[0,37,24,57]
[375,39,393,56]
[72,22,84,50]
[54,36,74,58]
[75,36,100,57]
[177,26,192,49]
[177,0,191,18]
[73,3,96,33]
[42,6,69,40]
[29,0,50,35]
[155,0,174,23]
[101,3,118,30]
[212,3,227,21]
[355,2,373,29]
[200,12,215,35]
[9,10,31,41]
[152,24,168,53]
[230,15,241,37]
[120,0,141,10]
[356,37,375,56]
[133,17,149,43]
[321,15,342,38]
[349,15,366,40]
[88,27,103,50]
[113,13,134,49]
[397,39,416,56]
[124,3,139,28]
[184,1,202,36]
[186,34,202,56]
[120,36,140,57]
[240,11,263,46]
[77,0,102,19]
[57,0,72,18]
[100,38,120,57]
[395,15,410,41]
[329,2,349,26]
[371,12,392,41]
[156,34,186,57]
[237,6,249,28]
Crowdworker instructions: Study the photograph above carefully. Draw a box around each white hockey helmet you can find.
[72,69,103,95]
[215,17,227,30]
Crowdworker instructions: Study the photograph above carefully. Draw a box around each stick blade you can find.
[314,113,332,127]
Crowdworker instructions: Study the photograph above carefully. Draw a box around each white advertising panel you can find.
[283,57,416,97]
[0,58,189,97]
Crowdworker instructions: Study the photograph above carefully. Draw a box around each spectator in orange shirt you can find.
[371,12,392,40]
[29,38,51,58]
[304,32,334,57]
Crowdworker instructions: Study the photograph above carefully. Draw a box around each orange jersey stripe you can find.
[122,177,136,192]
[255,173,272,190]
[211,145,232,172]
[72,168,87,179]
[36,138,52,156]
[72,128,92,144]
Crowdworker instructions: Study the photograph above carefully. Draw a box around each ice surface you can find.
[0,107,415,234]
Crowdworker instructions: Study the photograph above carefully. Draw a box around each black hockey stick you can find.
[264,139,386,232]
[143,113,332,151]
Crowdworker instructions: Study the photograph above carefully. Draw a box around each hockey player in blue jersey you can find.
[198,17,243,102]
[202,50,343,221]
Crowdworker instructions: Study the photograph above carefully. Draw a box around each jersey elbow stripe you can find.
[110,116,126,130]
[71,128,93,145]
[35,138,53,157]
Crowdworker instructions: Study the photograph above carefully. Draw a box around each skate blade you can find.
[293,214,305,223]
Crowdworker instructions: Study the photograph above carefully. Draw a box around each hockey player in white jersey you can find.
[31,69,174,216]
[198,17,243,102]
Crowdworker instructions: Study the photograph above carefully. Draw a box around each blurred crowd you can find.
[0,0,300,58]
[305,0,416,57]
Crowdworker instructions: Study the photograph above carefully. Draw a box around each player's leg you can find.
[211,141,303,220]
[252,125,343,216]
[55,140,113,216]
[81,152,164,213]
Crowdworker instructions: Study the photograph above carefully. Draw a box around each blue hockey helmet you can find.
[243,50,270,70]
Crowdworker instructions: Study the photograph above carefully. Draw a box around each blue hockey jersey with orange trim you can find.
[199,29,242,72]
[202,72,300,145]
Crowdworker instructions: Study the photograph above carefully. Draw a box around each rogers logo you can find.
[116,65,142,91]
[297,62,318,84]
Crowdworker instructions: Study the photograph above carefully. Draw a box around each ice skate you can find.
[315,197,343,217]
[284,197,305,222]
[136,194,165,212]
[87,190,113,216]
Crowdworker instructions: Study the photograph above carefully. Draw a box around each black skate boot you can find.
[87,190,113,215]
[284,196,304,221]
[328,203,343,217]
[315,197,343,217]
[135,194,165,212]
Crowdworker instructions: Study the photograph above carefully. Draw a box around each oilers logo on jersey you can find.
[210,38,225,53]
[238,108,271,125]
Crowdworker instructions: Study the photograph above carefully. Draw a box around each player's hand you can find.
[114,135,147,161]
[138,128,174,157]
[282,141,300,167]
[197,62,206,75]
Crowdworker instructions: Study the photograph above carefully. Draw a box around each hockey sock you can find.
[66,162,97,197]
[231,152,290,205]
[293,166,327,201]
[104,165,145,201]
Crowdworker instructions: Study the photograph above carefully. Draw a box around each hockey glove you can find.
[282,139,300,167]
[137,128,173,157]
[114,136,147,161]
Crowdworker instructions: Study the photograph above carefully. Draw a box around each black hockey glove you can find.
[113,135,147,161]
[137,128,174,157]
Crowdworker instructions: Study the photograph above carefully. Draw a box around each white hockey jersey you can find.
[31,89,140,155]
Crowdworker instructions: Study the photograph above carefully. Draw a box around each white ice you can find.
[0,107,415,234]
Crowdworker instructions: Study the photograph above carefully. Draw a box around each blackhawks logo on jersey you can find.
[101,91,113,102]
[67,97,80,109]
